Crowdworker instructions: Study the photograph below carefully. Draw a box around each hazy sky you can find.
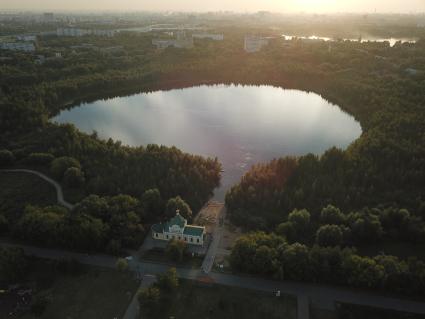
[1,0,425,13]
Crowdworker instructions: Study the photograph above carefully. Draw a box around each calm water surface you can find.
[53,85,362,200]
[282,34,417,47]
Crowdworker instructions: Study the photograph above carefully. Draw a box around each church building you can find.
[151,212,205,246]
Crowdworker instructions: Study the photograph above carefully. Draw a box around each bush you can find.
[50,157,81,180]
[137,286,160,312]
[0,149,14,167]
[165,239,187,262]
[27,153,55,166]
[165,196,193,221]
[63,167,85,187]
[116,258,129,272]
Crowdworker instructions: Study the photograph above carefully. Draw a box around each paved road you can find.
[201,203,225,274]
[123,274,156,319]
[2,240,425,316]
[0,169,74,210]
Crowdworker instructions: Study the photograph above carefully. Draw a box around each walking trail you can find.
[0,169,75,210]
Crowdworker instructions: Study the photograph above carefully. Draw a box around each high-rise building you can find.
[43,12,54,23]
[244,36,269,53]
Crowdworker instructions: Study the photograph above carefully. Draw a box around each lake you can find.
[53,85,362,200]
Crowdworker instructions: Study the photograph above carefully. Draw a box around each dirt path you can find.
[0,169,74,210]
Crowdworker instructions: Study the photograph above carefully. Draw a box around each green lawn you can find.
[141,279,297,319]
[21,261,139,319]
[0,172,57,221]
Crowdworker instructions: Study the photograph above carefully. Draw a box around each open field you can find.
[14,260,138,319]
[0,172,57,221]
[141,279,297,319]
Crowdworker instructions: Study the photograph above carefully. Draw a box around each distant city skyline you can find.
[1,0,425,13]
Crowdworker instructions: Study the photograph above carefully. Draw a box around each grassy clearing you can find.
[141,279,297,319]
[21,260,139,319]
[0,172,57,221]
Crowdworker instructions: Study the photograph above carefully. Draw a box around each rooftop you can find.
[166,213,187,229]
[183,225,205,237]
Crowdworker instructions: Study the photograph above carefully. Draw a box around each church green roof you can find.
[151,223,164,233]
[166,213,186,229]
[183,225,205,237]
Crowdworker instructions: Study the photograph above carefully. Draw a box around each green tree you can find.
[74,195,109,219]
[288,209,311,232]
[316,225,343,247]
[275,222,296,242]
[137,286,160,313]
[253,245,277,274]
[165,196,192,221]
[141,188,164,220]
[280,243,310,281]
[63,167,85,187]
[165,238,187,262]
[230,236,258,271]
[342,254,385,288]
[16,205,65,245]
[349,211,383,243]
[157,267,179,292]
[50,156,81,180]
[320,205,345,225]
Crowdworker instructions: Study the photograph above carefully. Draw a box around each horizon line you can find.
[1,9,425,15]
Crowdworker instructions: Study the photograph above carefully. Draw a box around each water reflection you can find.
[282,34,417,47]
[53,85,362,200]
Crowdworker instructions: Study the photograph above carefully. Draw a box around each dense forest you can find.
[230,231,425,296]
[222,38,425,230]
[1,27,425,258]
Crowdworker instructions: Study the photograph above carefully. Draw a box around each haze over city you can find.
[1,0,425,13]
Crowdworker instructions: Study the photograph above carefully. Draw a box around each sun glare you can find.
[292,0,339,12]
